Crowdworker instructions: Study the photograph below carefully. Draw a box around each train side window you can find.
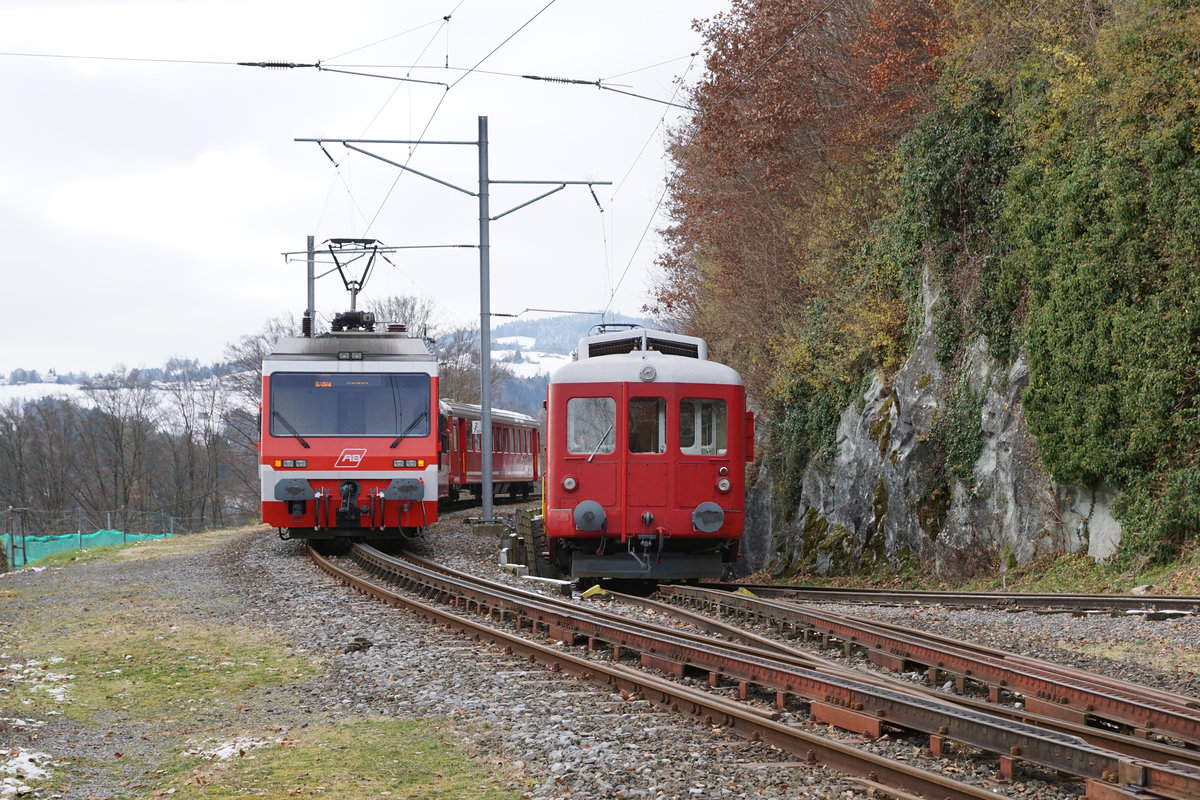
[628,397,666,454]
[680,399,727,455]
[566,397,616,455]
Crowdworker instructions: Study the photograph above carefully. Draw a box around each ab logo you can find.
[335,448,368,468]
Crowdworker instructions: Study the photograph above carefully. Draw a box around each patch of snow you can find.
[0,383,81,405]
[506,351,573,378]
[188,737,278,762]
[1,660,74,704]
[495,335,536,349]
[0,719,44,731]
[0,748,51,798]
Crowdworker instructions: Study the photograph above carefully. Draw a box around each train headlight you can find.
[562,475,578,492]
[716,477,732,493]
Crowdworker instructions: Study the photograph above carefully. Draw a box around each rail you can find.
[311,543,1199,800]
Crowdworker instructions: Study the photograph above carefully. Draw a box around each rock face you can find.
[742,271,1121,578]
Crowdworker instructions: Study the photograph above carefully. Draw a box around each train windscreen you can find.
[566,397,616,455]
[680,398,727,455]
[269,372,431,437]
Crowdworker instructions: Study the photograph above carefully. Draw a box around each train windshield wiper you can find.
[272,409,310,449]
[588,423,614,463]
[389,408,429,449]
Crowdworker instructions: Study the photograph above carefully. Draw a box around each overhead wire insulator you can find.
[522,74,601,88]
[237,61,317,69]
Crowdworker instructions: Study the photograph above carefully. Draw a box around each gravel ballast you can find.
[2,510,1197,799]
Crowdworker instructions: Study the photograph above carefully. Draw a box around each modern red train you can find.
[542,327,754,580]
[259,310,439,543]
[438,400,541,502]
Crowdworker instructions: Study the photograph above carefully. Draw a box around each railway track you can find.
[610,590,1200,770]
[308,542,1200,800]
[704,584,1200,615]
[659,585,1200,750]
[436,492,540,515]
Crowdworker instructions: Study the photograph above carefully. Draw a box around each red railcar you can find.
[259,312,438,542]
[438,400,540,502]
[543,328,754,580]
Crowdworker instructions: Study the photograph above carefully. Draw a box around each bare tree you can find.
[220,314,298,505]
[26,397,79,513]
[0,400,32,507]
[363,295,438,335]
[432,326,513,404]
[160,360,235,530]
[77,368,161,516]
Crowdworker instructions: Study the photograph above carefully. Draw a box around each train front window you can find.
[680,399,727,455]
[566,397,616,455]
[628,397,666,454]
[269,373,431,437]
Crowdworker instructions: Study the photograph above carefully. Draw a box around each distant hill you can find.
[489,313,655,419]
[492,313,653,356]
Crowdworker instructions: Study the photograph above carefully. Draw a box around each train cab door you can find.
[563,394,620,531]
[624,392,668,533]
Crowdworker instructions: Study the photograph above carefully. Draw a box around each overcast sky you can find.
[0,0,726,377]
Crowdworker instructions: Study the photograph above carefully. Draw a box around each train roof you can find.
[439,399,539,427]
[549,347,743,387]
[577,328,707,360]
[549,327,740,386]
[265,331,435,362]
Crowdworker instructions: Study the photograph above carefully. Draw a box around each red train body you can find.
[543,328,754,580]
[438,400,541,502]
[259,316,439,541]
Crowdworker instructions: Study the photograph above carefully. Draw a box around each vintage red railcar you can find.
[438,400,541,502]
[543,327,754,580]
[259,310,439,543]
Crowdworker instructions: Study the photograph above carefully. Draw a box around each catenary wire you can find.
[602,53,696,82]
[600,53,698,314]
[448,0,558,90]
[359,1,561,236]
[319,18,446,63]
[0,51,234,65]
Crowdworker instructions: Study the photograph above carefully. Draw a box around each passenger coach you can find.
[543,328,753,580]
[438,400,540,502]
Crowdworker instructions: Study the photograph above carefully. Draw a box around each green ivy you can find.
[767,377,860,518]
[943,372,985,489]
[999,1,1200,560]
[874,78,1017,362]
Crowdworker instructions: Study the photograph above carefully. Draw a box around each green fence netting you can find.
[3,530,173,568]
